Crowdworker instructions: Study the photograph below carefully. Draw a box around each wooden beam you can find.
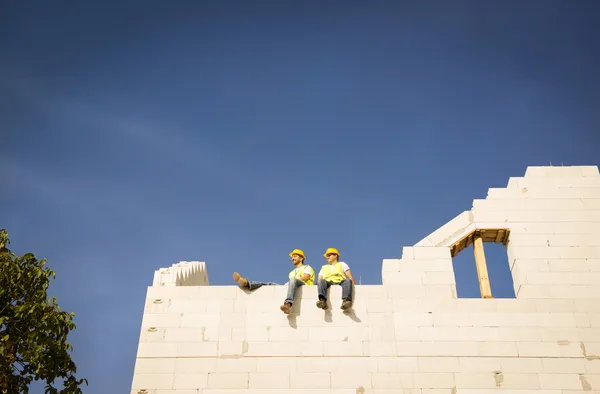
[473,235,493,298]
[495,230,504,243]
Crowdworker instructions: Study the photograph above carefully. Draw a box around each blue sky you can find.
[1,1,599,392]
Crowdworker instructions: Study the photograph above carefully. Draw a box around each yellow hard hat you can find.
[289,249,305,259]
[323,248,340,257]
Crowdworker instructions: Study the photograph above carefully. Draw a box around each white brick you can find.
[256,357,297,372]
[392,299,421,313]
[369,324,396,342]
[585,359,600,373]
[582,341,600,356]
[248,372,289,388]
[331,372,372,388]
[269,326,309,341]
[541,358,586,373]
[176,342,218,357]
[581,166,600,177]
[455,299,497,313]
[413,247,451,259]
[576,299,600,312]
[526,272,600,285]
[418,357,460,372]
[206,373,248,389]
[413,372,454,388]
[290,372,330,388]
[244,341,323,357]
[524,166,585,178]
[477,341,518,357]
[364,298,394,313]
[453,373,497,389]
[376,357,419,372]
[173,373,208,389]
[539,373,582,389]
[216,359,257,373]
[310,326,366,342]
[393,312,433,327]
[142,313,183,328]
[425,285,456,298]
[175,358,217,373]
[498,327,541,341]
[590,314,600,327]
[518,285,600,299]
[137,343,178,358]
[323,341,363,356]
[534,299,576,312]
[139,327,166,343]
[387,285,427,298]
[395,341,478,357]
[218,341,246,357]
[422,272,456,285]
[394,326,420,340]
[134,358,176,374]
[205,299,234,313]
[180,313,221,327]
[383,272,423,285]
[164,327,219,342]
[500,358,543,373]
[168,299,207,313]
[355,285,387,298]
[580,328,600,341]
[366,341,397,357]
[458,357,502,372]
[419,299,458,312]
[131,374,174,390]
[517,341,581,357]
[431,312,471,326]
[539,327,581,342]
[221,313,246,327]
[398,259,454,272]
[241,326,269,341]
[371,372,413,388]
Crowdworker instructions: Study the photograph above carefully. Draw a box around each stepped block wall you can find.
[131,165,600,394]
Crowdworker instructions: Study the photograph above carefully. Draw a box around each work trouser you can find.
[317,278,352,301]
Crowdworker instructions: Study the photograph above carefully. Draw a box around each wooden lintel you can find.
[473,235,492,299]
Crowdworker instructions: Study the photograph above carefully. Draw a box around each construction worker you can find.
[232,249,315,314]
[316,248,355,310]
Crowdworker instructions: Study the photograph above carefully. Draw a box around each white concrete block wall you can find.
[131,165,600,394]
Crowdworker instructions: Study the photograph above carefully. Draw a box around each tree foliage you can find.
[0,229,87,393]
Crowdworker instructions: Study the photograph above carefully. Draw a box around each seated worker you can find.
[316,248,355,310]
[232,249,315,314]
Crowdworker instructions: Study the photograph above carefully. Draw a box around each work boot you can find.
[232,272,249,288]
[280,302,292,314]
[316,298,328,310]
[341,299,352,310]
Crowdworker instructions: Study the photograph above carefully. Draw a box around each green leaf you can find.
[0,230,86,393]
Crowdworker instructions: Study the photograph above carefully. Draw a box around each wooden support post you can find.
[473,235,493,298]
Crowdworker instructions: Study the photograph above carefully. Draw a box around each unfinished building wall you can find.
[131,165,600,394]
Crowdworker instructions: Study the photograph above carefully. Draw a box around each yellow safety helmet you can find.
[289,249,305,259]
[323,248,340,257]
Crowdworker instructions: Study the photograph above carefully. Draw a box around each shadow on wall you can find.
[452,242,516,298]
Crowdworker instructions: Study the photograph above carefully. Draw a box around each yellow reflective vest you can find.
[319,262,347,283]
[289,265,314,285]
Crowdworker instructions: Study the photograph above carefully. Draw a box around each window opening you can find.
[451,229,515,298]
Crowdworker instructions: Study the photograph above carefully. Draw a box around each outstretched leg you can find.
[233,272,278,290]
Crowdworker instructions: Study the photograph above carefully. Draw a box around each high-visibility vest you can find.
[320,262,346,283]
[289,265,314,285]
